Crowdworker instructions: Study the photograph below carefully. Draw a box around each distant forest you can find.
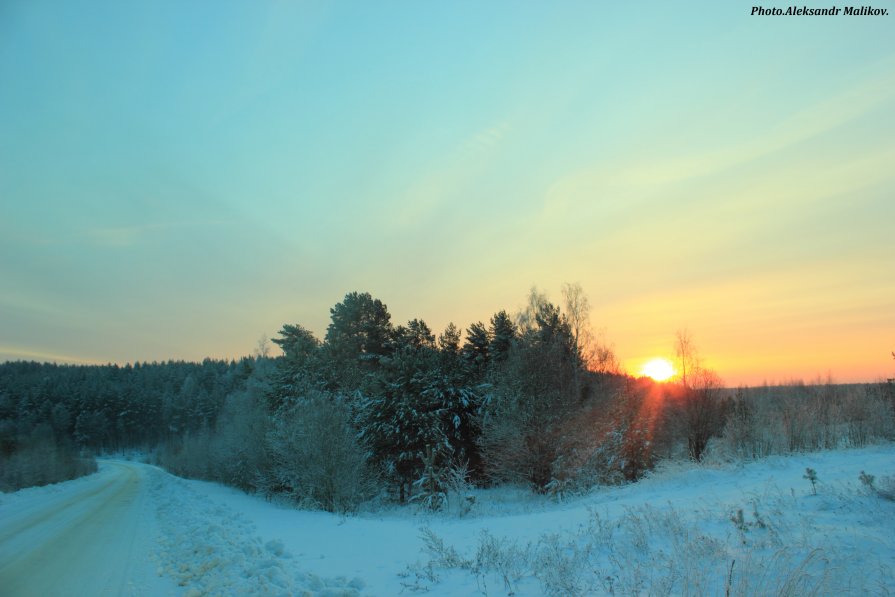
[2,287,893,510]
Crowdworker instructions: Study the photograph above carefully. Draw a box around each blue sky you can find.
[2,1,893,384]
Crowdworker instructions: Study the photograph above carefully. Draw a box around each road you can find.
[0,461,179,597]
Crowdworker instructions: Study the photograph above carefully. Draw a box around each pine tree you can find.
[489,310,516,364]
[324,291,393,391]
[269,324,322,411]
[462,322,490,379]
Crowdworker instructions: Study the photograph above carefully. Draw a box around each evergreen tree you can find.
[325,291,393,360]
[438,322,461,355]
[489,310,516,364]
[462,322,490,379]
[325,292,393,391]
[269,323,322,411]
[360,344,442,501]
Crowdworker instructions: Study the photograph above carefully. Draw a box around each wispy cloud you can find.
[85,219,233,248]
[544,61,895,220]
[0,345,105,365]
[392,121,512,227]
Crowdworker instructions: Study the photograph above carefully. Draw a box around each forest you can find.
[2,287,893,512]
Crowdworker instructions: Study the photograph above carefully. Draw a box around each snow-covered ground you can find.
[2,445,894,596]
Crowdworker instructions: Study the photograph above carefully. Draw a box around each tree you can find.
[326,292,393,359]
[359,344,442,501]
[324,291,393,390]
[438,323,463,374]
[479,291,586,491]
[669,331,727,461]
[462,322,490,379]
[489,310,516,364]
[674,329,699,389]
[272,324,319,361]
[438,322,461,355]
[561,282,590,361]
[269,324,322,411]
[680,368,727,461]
[400,318,436,350]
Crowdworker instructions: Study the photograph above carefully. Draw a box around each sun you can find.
[640,358,675,382]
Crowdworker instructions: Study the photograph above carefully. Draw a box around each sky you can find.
[1,1,893,386]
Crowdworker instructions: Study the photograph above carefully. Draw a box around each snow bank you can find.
[147,466,366,596]
[181,444,895,596]
[129,445,895,596]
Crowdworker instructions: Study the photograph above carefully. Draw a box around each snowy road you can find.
[0,461,176,597]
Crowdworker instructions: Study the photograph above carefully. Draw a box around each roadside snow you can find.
[185,444,895,596]
[146,465,365,597]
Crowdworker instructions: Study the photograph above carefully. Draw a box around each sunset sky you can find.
[2,1,893,386]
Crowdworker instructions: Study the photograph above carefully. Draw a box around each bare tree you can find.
[674,329,699,388]
[517,286,551,334]
[682,368,727,461]
[669,330,728,461]
[561,282,619,373]
[254,335,271,359]
[561,282,590,357]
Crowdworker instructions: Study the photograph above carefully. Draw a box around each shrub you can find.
[266,391,376,512]
[804,468,818,495]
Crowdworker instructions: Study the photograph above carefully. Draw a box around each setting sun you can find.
[640,358,676,382]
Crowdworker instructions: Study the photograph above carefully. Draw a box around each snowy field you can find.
[1,445,894,596]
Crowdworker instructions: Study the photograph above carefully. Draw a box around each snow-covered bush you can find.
[876,476,895,501]
[207,386,270,491]
[718,382,895,461]
[860,470,895,502]
[267,391,375,513]
[155,386,270,491]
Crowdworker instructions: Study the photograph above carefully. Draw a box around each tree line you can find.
[2,286,893,509]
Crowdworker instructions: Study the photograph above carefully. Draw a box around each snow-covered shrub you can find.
[876,476,895,501]
[718,390,788,460]
[803,468,819,495]
[533,532,593,597]
[266,391,375,512]
[416,527,530,595]
[473,530,530,595]
[207,386,270,491]
[840,387,894,447]
[411,446,448,511]
[441,460,477,516]
[860,470,895,502]
[719,382,895,462]
[154,428,214,480]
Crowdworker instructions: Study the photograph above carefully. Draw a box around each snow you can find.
[0,460,180,596]
[148,466,364,596]
[165,444,895,595]
[2,445,893,595]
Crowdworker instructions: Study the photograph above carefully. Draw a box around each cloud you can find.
[391,120,512,227]
[543,61,895,220]
[84,219,233,248]
[0,345,104,365]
